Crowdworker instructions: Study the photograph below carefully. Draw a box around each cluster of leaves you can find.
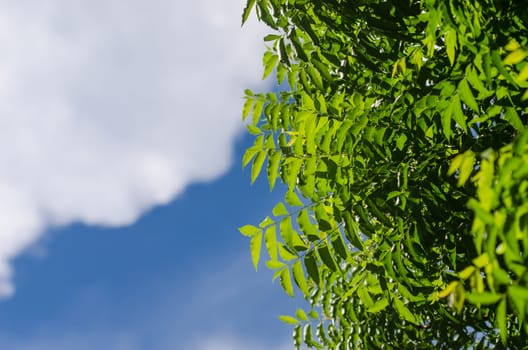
[240,0,528,348]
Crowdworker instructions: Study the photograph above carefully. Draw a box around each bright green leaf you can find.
[251,150,267,184]
[264,225,278,261]
[239,225,261,237]
[250,232,263,270]
[272,202,288,217]
[280,267,294,297]
[279,315,299,324]
[285,190,304,207]
[296,308,309,321]
[292,260,309,295]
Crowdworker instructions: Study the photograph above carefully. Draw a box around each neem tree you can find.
[239,0,528,348]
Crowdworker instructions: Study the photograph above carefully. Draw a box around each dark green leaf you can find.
[304,252,320,285]
[241,0,256,25]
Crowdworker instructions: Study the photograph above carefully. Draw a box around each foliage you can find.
[239,0,528,348]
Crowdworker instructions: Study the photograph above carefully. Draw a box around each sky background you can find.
[0,1,301,348]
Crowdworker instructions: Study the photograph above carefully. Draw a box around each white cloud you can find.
[0,0,267,297]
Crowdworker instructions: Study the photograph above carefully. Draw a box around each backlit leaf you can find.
[458,79,479,113]
[280,267,294,297]
[239,225,261,237]
[279,315,299,324]
[251,150,267,184]
[264,225,278,261]
[292,260,309,295]
[250,232,263,270]
[272,202,288,217]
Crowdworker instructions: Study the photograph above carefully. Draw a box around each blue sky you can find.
[0,136,296,349]
[0,1,300,349]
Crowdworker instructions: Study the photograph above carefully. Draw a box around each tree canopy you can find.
[239,0,528,348]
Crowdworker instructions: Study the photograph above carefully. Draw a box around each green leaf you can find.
[508,285,528,324]
[241,0,256,25]
[296,308,309,321]
[472,253,489,268]
[438,281,459,298]
[394,298,418,324]
[504,107,524,131]
[317,244,338,272]
[307,65,324,90]
[278,37,290,66]
[263,34,281,42]
[508,285,528,301]
[252,98,265,126]
[445,29,457,66]
[297,209,319,241]
[276,62,287,85]
[256,1,277,29]
[496,298,507,344]
[239,225,261,237]
[242,148,258,169]
[467,65,489,97]
[367,298,389,313]
[280,267,294,297]
[308,310,319,319]
[503,49,527,65]
[441,104,453,140]
[242,98,254,121]
[357,286,374,308]
[266,260,286,269]
[251,150,267,184]
[458,151,475,186]
[250,232,263,270]
[267,150,282,190]
[263,52,279,80]
[458,79,479,113]
[259,215,274,228]
[279,216,305,251]
[448,94,467,132]
[272,202,288,217]
[466,292,502,305]
[285,190,304,207]
[292,260,309,295]
[290,28,308,62]
[246,124,262,135]
[242,135,263,168]
[279,244,298,261]
[285,158,303,190]
[343,212,364,251]
[458,265,476,280]
[264,225,278,261]
[312,58,333,82]
[278,315,299,324]
[331,233,349,260]
[293,324,301,348]
[396,134,407,151]
[492,50,518,86]
[304,252,320,285]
